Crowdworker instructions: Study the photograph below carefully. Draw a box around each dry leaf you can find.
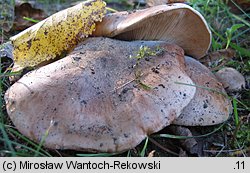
[10,0,106,68]
[200,48,235,69]
[13,2,46,31]
[225,0,250,13]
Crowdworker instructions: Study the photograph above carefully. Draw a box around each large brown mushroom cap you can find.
[5,38,196,152]
[93,3,211,58]
[173,56,232,126]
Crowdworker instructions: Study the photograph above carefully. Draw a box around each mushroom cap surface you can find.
[5,38,196,152]
[173,56,232,126]
[215,67,246,92]
[93,3,211,58]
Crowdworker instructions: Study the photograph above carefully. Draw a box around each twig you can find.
[148,137,179,156]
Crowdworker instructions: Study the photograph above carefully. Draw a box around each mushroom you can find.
[93,3,211,58]
[5,38,196,152]
[173,56,232,126]
[146,0,187,7]
[215,67,246,92]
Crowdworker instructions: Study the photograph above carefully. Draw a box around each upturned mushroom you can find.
[5,38,196,152]
[93,3,211,58]
[173,56,232,126]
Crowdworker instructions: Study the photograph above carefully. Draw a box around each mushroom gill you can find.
[93,3,211,59]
